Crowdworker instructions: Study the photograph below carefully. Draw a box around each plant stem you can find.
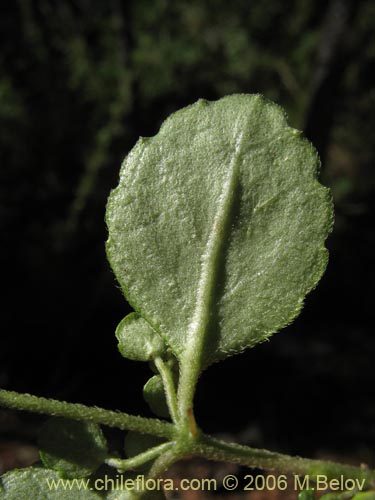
[147,448,185,479]
[1,390,374,490]
[129,449,184,499]
[154,357,179,424]
[193,435,375,488]
[0,389,174,439]
[105,441,174,471]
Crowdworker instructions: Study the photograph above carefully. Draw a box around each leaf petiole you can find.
[105,441,175,471]
[154,357,179,424]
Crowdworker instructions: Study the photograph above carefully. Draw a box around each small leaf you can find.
[116,313,167,362]
[143,376,169,418]
[38,417,108,478]
[106,94,333,370]
[0,467,102,499]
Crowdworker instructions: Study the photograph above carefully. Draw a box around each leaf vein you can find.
[178,113,250,414]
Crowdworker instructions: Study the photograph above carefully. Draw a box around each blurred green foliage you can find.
[1,0,373,242]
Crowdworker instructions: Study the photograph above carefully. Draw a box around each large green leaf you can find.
[106,94,333,368]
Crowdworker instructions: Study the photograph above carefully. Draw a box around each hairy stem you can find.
[106,441,175,471]
[147,448,185,480]
[128,449,185,499]
[1,390,374,491]
[0,389,174,439]
[193,435,375,488]
[154,357,179,424]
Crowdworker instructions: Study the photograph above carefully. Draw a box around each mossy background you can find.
[1,0,374,465]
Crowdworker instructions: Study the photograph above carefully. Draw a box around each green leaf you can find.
[0,467,102,499]
[143,376,169,419]
[106,94,333,369]
[116,313,166,362]
[38,417,108,478]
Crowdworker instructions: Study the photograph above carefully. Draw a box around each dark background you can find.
[1,0,374,466]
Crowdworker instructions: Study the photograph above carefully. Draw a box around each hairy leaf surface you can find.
[106,94,333,368]
[143,376,169,418]
[0,467,101,499]
[38,418,107,478]
[116,313,166,362]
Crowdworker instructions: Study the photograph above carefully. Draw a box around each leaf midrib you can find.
[177,113,250,416]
